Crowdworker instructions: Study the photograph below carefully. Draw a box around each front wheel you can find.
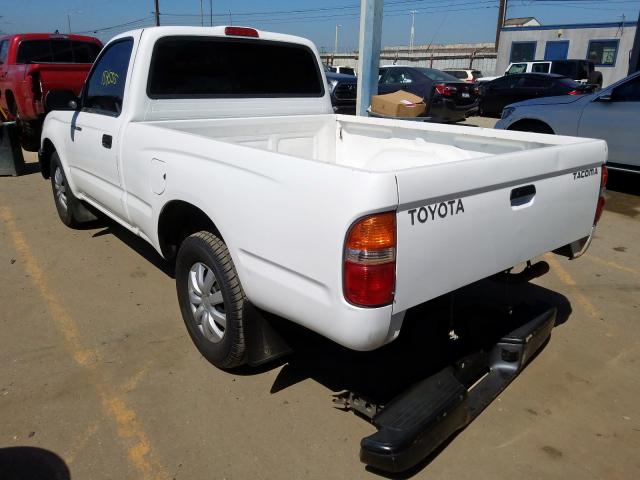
[50,153,96,227]
[175,231,247,369]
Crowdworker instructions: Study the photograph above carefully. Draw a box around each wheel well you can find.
[507,119,554,135]
[40,139,56,179]
[158,201,221,260]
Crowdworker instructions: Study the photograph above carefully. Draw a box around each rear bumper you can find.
[360,303,556,473]
[430,98,479,122]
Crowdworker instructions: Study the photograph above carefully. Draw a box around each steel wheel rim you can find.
[53,166,68,211]
[188,261,226,343]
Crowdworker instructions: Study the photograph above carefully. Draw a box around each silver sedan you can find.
[495,72,640,173]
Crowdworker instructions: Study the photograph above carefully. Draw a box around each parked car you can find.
[378,66,478,122]
[478,73,595,117]
[328,65,356,76]
[323,65,357,114]
[443,68,483,83]
[495,71,640,173]
[0,33,103,151]
[504,59,602,89]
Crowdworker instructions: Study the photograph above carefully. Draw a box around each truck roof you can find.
[0,33,102,43]
[111,26,313,49]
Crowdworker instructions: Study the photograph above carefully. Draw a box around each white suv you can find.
[504,60,602,88]
[443,68,483,83]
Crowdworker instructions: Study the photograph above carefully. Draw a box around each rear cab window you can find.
[147,36,324,98]
[16,38,101,64]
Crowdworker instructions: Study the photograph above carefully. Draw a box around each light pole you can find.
[65,10,82,34]
[154,0,160,26]
[200,0,204,27]
[209,0,213,26]
[409,10,417,53]
[334,24,342,54]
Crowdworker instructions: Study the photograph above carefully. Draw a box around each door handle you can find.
[73,125,82,131]
[102,134,112,149]
[510,184,536,207]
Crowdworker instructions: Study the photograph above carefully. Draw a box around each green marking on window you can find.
[101,70,119,86]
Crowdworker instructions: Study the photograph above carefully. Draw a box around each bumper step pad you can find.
[360,305,556,473]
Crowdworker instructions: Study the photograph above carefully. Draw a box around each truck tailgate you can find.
[33,63,92,94]
[393,139,606,312]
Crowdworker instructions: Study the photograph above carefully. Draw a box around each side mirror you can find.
[597,93,613,102]
[45,90,79,113]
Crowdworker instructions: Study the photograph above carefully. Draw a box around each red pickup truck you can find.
[0,33,102,151]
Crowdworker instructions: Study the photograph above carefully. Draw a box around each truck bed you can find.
[144,114,605,314]
[147,114,557,172]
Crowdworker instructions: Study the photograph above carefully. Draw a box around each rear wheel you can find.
[18,119,42,152]
[176,231,247,369]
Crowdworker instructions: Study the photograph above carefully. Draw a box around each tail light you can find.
[224,26,259,38]
[567,89,581,96]
[594,164,607,225]
[435,84,457,97]
[29,72,43,101]
[344,212,396,307]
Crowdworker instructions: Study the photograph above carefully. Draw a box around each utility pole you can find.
[154,0,160,26]
[629,10,640,74]
[334,24,342,54]
[495,0,507,50]
[66,14,72,33]
[210,0,213,26]
[200,0,204,26]
[356,0,383,116]
[409,10,418,53]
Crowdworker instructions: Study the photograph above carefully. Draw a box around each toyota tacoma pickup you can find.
[0,32,102,150]
[39,26,608,371]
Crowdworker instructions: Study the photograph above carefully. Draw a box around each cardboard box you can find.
[370,90,426,117]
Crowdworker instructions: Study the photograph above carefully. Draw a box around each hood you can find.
[508,93,591,108]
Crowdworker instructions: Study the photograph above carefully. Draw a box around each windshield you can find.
[415,68,460,82]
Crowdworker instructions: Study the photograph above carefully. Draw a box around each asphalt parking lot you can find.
[1,147,639,480]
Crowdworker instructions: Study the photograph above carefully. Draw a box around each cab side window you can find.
[0,41,9,64]
[531,63,550,73]
[83,38,133,116]
[507,63,527,75]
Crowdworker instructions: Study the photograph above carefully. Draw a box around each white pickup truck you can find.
[39,26,608,369]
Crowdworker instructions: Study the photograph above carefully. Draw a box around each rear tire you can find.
[589,71,603,91]
[175,231,247,369]
[18,119,42,152]
[50,153,96,227]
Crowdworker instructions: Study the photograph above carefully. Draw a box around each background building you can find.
[321,43,497,76]
[496,20,638,86]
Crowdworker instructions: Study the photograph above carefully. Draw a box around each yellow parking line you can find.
[584,254,639,276]
[544,253,600,319]
[0,206,168,480]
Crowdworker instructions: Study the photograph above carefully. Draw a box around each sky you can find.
[0,0,639,51]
